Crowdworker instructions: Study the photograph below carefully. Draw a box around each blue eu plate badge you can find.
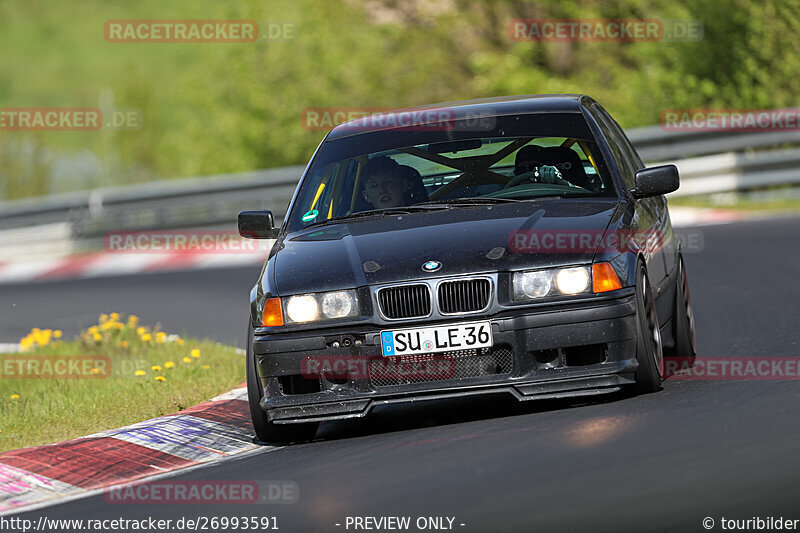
[381,331,395,356]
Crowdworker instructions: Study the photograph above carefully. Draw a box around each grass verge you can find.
[0,313,244,453]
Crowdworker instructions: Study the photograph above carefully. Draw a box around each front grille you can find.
[378,284,431,319]
[438,278,491,314]
[369,344,513,388]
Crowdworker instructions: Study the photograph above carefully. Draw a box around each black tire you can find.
[663,254,696,367]
[246,323,319,444]
[633,262,664,393]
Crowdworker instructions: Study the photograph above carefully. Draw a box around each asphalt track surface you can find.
[6,214,800,532]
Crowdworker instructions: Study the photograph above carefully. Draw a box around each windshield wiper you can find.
[415,197,525,207]
[303,205,448,229]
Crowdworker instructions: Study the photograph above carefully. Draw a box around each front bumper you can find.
[253,290,639,424]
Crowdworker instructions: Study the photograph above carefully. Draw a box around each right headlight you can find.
[284,290,359,324]
[286,294,319,323]
[514,270,553,299]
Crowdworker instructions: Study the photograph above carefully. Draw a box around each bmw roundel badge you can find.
[422,260,442,272]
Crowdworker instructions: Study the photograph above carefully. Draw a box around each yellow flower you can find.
[10,394,20,400]
[90,368,101,375]
[99,314,108,323]
[152,365,162,372]
[155,376,166,382]
[155,332,167,343]
[88,325,99,335]
[141,333,152,342]
[92,332,103,342]
[134,370,145,377]
[182,357,192,364]
[20,337,34,351]
[164,361,175,369]
[176,338,185,346]
[121,340,129,348]
[33,331,51,346]
[190,349,200,359]
[128,315,139,326]
[202,365,210,370]
[110,312,120,321]
[136,327,146,335]
[53,330,62,338]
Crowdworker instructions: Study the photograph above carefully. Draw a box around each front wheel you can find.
[633,263,664,393]
[246,323,318,444]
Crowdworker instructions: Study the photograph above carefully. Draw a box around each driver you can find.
[361,156,409,209]
[513,145,573,187]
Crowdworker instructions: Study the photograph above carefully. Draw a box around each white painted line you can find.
[81,254,165,277]
[192,253,266,269]
[209,387,248,402]
[0,464,81,513]
[0,260,63,284]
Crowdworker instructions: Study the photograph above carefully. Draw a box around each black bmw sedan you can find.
[238,94,696,443]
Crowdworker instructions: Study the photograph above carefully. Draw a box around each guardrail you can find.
[668,147,800,196]
[1,127,799,249]
[626,126,800,162]
[0,167,304,241]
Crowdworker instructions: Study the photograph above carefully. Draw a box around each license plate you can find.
[380,321,493,357]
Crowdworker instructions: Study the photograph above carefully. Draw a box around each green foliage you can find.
[1,0,798,199]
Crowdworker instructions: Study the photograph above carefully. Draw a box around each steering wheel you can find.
[503,171,538,189]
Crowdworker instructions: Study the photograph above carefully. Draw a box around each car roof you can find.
[327,94,592,140]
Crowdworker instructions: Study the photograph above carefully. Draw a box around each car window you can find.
[597,105,644,170]
[288,135,615,231]
[592,104,636,191]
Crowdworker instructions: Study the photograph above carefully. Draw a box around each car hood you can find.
[272,199,622,294]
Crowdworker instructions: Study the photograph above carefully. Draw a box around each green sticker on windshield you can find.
[301,209,319,222]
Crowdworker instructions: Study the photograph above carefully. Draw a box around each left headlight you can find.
[284,290,359,324]
[555,267,591,295]
[513,266,591,300]
[321,291,355,319]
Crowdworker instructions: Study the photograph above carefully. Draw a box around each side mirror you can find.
[238,210,280,239]
[632,165,680,199]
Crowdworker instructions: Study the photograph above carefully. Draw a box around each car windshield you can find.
[287,113,616,231]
